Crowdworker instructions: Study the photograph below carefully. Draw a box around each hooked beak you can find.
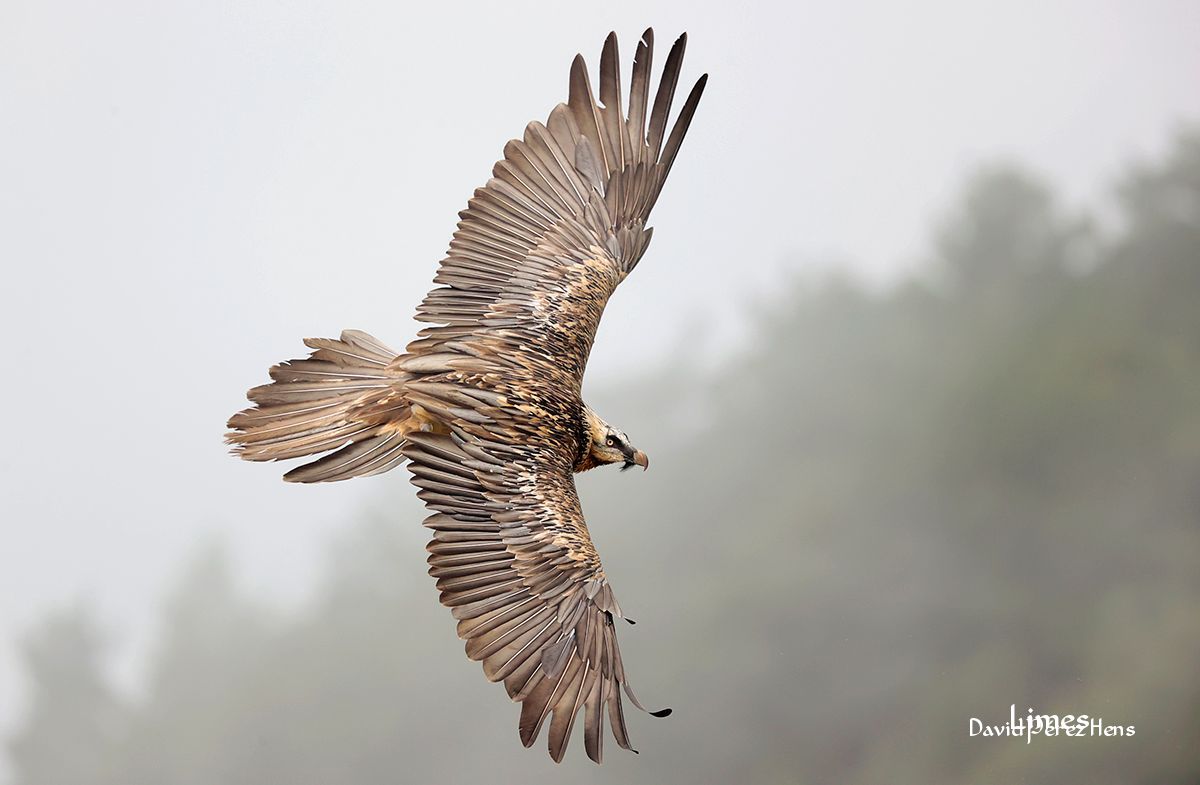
[632,449,649,471]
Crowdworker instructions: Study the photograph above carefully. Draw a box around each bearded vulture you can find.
[226,29,706,763]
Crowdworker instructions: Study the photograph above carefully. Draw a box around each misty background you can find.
[2,0,1199,782]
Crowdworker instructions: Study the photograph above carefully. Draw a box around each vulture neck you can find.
[573,403,606,473]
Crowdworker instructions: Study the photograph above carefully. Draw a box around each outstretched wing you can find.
[403,427,667,764]
[395,30,705,761]
[407,28,706,401]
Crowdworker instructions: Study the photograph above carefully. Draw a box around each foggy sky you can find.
[1,0,1197,777]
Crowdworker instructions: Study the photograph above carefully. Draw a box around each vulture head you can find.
[581,405,649,472]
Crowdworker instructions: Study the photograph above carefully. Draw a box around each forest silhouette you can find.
[9,130,1199,784]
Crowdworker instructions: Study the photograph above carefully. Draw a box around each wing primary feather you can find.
[647,32,687,161]
[607,683,636,753]
[548,656,588,762]
[598,31,628,171]
[654,73,708,202]
[568,54,612,178]
[627,28,653,164]
[582,661,605,763]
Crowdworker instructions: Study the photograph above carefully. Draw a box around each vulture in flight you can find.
[226,29,706,763]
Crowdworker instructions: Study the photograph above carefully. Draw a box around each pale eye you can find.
[606,437,615,446]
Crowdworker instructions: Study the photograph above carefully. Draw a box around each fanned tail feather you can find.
[226,329,415,483]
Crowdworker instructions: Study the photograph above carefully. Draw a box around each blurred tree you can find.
[111,543,277,785]
[8,607,121,785]
[933,164,1084,298]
